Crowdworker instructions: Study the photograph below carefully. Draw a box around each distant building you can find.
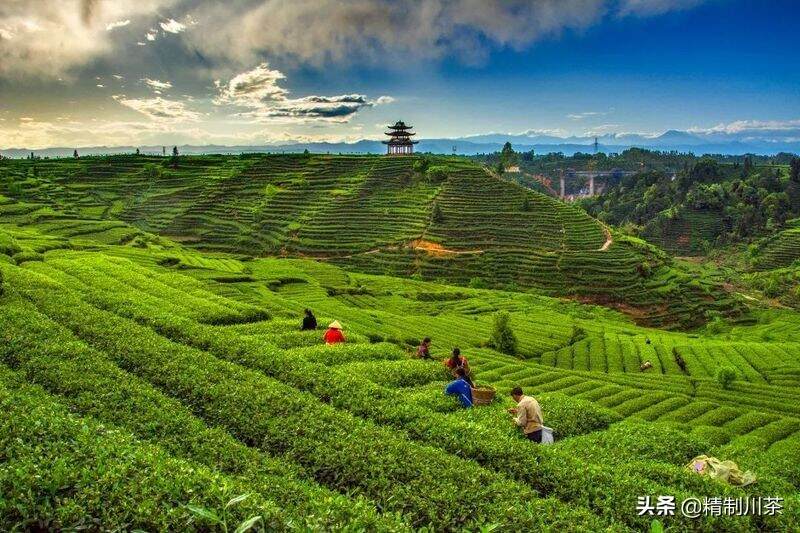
[505,165,520,173]
[383,121,418,155]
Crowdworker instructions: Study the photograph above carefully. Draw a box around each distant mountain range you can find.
[3,129,798,158]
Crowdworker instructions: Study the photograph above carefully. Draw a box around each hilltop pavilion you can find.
[383,121,418,155]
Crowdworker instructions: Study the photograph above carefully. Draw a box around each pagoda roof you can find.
[384,131,415,136]
[387,121,413,130]
[382,138,419,145]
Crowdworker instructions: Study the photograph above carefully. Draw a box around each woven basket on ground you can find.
[472,387,496,406]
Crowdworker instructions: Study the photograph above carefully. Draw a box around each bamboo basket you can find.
[472,387,496,406]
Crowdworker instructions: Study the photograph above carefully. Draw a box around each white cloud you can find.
[96,83,104,88]
[136,41,146,46]
[215,63,288,106]
[689,119,800,135]
[518,128,570,137]
[112,74,124,80]
[112,95,202,122]
[105,19,130,31]
[159,18,185,34]
[142,78,173,91]
[567,111,607,120]
[375,95,395,105]
[145,29,157,41]
[215,63,388,123]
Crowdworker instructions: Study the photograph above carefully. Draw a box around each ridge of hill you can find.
[0,153,743,327]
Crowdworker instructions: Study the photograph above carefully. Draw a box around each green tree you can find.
[742,155,753,177]
[521,196,531,212]
[715,366,736,389]
[500,142,518,169]
[73,149,79,158]
[791,157,800,183]
[489,311,517,356]
[426,166,448,183]
[431,203,444,223]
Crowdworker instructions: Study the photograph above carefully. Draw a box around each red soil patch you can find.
[408,239,483,257]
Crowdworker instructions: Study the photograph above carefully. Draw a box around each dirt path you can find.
[598,224,613,251]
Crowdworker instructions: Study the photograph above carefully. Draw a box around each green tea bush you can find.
[0,373,289,532]
[559,420,709,466]
[690,425,733,447]
[0,230,22,256]
[4,268,605,531]
[716,366,737,389]
[0,302,404,531]
[537,393,622,438]
[5,265,720,531]
[289,342,406,365]
[469,276,487,289]
[12,250,43,264]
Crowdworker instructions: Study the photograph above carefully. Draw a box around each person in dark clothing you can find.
[417,337,432,359]
[301,309,317,331]
[443,347,474,387]
[445,368,473,408]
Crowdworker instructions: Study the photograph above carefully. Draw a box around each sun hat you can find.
[328,320,343,329]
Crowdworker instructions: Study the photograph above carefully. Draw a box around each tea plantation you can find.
[0,155,798,531]
[0,154,743,328]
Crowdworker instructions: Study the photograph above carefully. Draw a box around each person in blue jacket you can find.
[445,368,473,408]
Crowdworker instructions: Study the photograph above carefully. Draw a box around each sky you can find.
[1,0,799,149]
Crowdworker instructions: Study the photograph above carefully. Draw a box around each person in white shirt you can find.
[508,386,543,443]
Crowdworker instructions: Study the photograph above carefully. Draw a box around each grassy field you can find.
[0,154,798,531]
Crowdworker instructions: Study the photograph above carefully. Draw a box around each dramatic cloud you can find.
[142,78,173,91]
[112,95,202,122]
[0,0,173,78]
[185,0,709,67]
[243,95,376,122]
[0,1,709,78]
[215,63,391,123]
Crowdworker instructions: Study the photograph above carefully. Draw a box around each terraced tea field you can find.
[1,155,798,531]
[0,154,743,328]
[0,219,797,530]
